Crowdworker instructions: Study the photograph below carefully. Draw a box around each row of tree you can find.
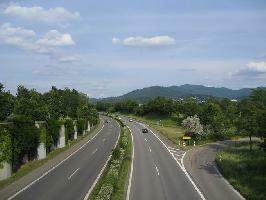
[0,83,99,172]
[96,89,266,151]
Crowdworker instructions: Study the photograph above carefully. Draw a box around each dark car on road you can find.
[142,128,148,133]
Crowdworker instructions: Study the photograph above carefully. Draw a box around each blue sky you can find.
[0,0,266,98]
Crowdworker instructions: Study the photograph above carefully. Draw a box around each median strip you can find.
[88,117,132,200]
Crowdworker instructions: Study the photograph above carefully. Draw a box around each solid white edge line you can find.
[8,123,105,200]
[126,126,134,200]
[82,118,121,200]
[68,168,80,180]
[137,122,206,200]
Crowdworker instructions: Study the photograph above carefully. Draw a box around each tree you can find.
[14,86,48,120]
[0,83,15,121]
[182,115,204,137]
[236,99,257,151]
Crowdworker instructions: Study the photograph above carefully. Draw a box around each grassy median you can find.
[0,124,99,189]
[216,142,266,200]
[89,118,132,200]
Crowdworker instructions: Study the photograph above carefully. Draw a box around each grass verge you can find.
[216,142,266,200]
[0,123,99,189]
[89,118,132,200]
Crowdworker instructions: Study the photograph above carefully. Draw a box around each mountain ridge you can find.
[93,84,262,102]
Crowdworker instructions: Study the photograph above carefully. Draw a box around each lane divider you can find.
[8,123,105,200]
[155,164,160,176]
[126,127,134,200]
[68,168,80,180]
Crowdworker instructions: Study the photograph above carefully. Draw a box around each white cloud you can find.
[247,62,266,72]
[0,23,36,49]
[4,5,80,23]
[231,61,266,77]
[36,30,75,46]
[112,37,121,44]
[112,36,176,47]
[0,23,76,59]
[57,55,80,63]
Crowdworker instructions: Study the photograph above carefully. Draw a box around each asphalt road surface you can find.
[3,116,119,200]
[184,141,245,200]
[124,118,203,200]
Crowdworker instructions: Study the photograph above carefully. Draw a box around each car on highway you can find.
[129,119,133,122]
[142,128,148,133]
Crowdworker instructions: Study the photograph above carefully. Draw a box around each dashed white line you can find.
[148,146,152,152]
[68,168,80,180]
[144,138,147,142]
[155,164,160,176]
[92,148,98,155]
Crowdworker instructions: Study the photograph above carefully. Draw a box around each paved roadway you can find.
[124,118,202,200]
[184,141,246,200]
[3,116,119,200]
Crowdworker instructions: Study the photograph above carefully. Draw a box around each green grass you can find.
[0,124,99,189]
[216,142,266,200]
[111,126,132,200]
[89,118,132,200]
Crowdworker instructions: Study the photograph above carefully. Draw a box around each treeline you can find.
[0,83,99,172]
[96,89,266,150]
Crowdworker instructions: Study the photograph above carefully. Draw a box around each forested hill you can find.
[96,84,257,102]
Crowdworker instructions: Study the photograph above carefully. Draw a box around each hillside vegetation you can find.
[95,84,255,102]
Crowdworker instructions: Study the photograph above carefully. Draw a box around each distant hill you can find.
[94,84,258,103]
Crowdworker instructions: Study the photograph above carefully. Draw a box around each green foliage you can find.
[64,119,74,142]
[14,86,48,121]
[8,115,39,171]
[46,119,60,151]
[0,127,12,163]
[77,119,86,135]
[0,83,14,121]
[216,143,266,200]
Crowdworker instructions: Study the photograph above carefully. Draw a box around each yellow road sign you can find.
[182,136,191,140]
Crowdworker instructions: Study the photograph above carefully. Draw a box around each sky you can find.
[0,0,266,98]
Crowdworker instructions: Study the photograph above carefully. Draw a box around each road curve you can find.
[183,142,245,200]
[124,117,202,200]
[1,116,119,200]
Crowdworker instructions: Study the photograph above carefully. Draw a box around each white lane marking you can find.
[144,138,147,142]
[137,122,206,200]
[83,120,121,200]
[126,127,134,200]
[155,164,160,176]
[68,168,80,180]
[168,147,180,151]
[92,148,98,155]
[8,123,105,200]
[148,146,152,152]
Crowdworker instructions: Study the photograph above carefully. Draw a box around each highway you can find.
[2,116,119,200]
[124,118,203,200]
